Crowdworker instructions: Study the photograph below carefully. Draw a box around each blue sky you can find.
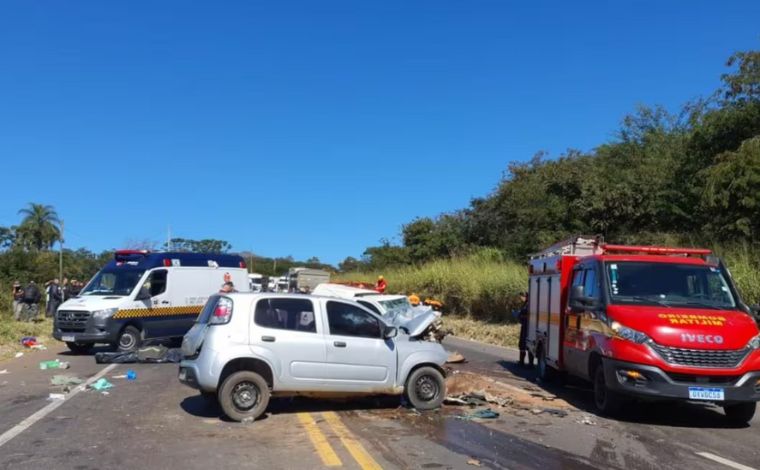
[0,1,758,265]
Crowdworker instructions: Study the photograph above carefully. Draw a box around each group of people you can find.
[11,278,84,322]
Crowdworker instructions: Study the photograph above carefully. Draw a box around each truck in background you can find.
[287,267,330,293]
[53,250,249,353]
[527,237,760,424]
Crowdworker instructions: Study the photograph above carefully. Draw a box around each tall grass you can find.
[338,245,760,321]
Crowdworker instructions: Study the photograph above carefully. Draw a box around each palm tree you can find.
[17,203,62,251]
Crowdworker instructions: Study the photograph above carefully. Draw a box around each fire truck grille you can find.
[56,310,90,332]
[651,343,750,369]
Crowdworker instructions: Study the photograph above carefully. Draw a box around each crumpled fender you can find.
[397,348,448,385]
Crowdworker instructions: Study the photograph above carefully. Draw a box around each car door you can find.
[134,269,172,339]
[250,297,328,390]
[321,300,396,392]
[565,262,605,378]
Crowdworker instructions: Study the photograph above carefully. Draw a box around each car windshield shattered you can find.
[606,261,736,309]
[80,269,146,296]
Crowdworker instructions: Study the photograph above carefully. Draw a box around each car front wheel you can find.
[219,371,270,422]
[723,402,756,425]
[405,366,445,410]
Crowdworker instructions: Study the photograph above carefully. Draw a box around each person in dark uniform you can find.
[516,291,534,367]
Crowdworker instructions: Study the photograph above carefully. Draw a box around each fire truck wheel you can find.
[593,365,624,416]
[723,402,756,425]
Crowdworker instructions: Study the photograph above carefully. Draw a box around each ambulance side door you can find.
[139,268,173,339]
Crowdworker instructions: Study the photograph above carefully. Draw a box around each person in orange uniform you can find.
[375,275,387,294]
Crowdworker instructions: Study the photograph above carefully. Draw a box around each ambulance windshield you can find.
[606,262,736,309]
[81,269,146,296]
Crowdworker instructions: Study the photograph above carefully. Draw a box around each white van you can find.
[53,250,249,353]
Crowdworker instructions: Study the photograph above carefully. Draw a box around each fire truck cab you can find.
[527,237,760,424]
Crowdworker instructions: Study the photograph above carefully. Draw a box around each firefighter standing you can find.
[516,291,534,367]
[375,275,387,294]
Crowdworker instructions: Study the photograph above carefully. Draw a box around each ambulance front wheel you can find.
[116,325,142,352]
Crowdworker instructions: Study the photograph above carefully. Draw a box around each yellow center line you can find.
[322,411,383,470]
[297,412,342,467]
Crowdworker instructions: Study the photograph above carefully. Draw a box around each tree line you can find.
[345,49,760,271]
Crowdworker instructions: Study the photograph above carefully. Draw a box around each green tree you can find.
[338,256,362,272]
[16,203,62,251]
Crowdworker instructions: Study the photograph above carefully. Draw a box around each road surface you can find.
[0,337,758,469]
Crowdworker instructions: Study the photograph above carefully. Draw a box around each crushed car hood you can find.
[394,310,440,337]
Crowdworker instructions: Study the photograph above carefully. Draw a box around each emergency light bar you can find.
[601,244,712,257]
[114,250,150,263]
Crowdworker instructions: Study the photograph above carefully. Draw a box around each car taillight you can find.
[210,297,233,325]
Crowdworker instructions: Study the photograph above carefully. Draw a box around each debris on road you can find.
[467,458,483,466]
[530,408,568,418]
[95,346,182,364]
[48,393,65,400]
[14,352,23,358]
[51,375,84,387]
[0,369,8,375]
[577,415,597,425]
[39,359,70,370]
[455,408,500,420]
[446,352,466,364]
[90,378,114,391]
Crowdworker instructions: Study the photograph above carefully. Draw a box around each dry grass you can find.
[0,317,55,360]
[443,315,521,349]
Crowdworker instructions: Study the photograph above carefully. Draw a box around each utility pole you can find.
[59,220,64,281]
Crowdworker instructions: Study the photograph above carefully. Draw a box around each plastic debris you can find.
[39,359,70,370]
[455,408,500,420]
[446,352,466,364]
[90,378,114,391]
[126,369,137,380]
[467,458,483,467]
[578,415,597,425]
[21,336,37,347]
[0,369,8,375]
[30,344,47,350]
[51,375,84,387]
[48,393,65,400]
[14,352,23,358]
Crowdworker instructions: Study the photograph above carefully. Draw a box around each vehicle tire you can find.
[723,402,756,425]
[536,346,555,382]
[593,363,624,416]
[117,326,142,352]
[405,366,446,410]
[218,371,270,422]
[65,342,92,354]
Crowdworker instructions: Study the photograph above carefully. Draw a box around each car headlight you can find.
[748,335,760,350]
[610,321,650,344]
[92,308,118,320]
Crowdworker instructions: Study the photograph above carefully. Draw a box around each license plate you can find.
[61,335,75,342]
[688,387,724,401]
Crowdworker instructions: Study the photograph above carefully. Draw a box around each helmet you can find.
[378,275,384,280]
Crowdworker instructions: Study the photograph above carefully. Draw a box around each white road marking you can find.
[696,452,757,470]
[0,363,118,448]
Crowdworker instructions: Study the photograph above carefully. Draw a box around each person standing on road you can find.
[516,291,534,367]
[61,278,70,301]
[46,278,62,318]
[12,281,25,321]
[375,275,387,294]
[22,280,42,322]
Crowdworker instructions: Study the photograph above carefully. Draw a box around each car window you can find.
[583,268,597,299]
[357,300,382,315]
[326,301,381,338]
[254,298,316,333]
[148,269,167,297]
[572,269,584,287]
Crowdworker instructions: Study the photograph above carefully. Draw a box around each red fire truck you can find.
[527,237,760,424]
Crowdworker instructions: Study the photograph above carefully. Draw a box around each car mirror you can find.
[750,304,760,319]
[569,285,585,312]
[136,286,151,301]
[384,326,398,339]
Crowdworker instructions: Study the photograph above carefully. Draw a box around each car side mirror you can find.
[569,285,585,312]
[750,304,760,320]
[384,326,398,339]
[136,286,151,301]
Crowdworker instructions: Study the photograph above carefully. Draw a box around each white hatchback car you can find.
[179,293,448,421]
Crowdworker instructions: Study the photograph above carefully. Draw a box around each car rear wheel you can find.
[117,326,141,352]
[219,371,270,422]
[405,366,445,410]
[723,402,756,425]
[593,363,624,416]
[65,342,92,354]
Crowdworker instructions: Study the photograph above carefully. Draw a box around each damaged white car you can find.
[179,293,448,422]
[311,283,448,342]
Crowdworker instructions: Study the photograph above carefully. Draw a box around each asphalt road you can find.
[0,338,758,470]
